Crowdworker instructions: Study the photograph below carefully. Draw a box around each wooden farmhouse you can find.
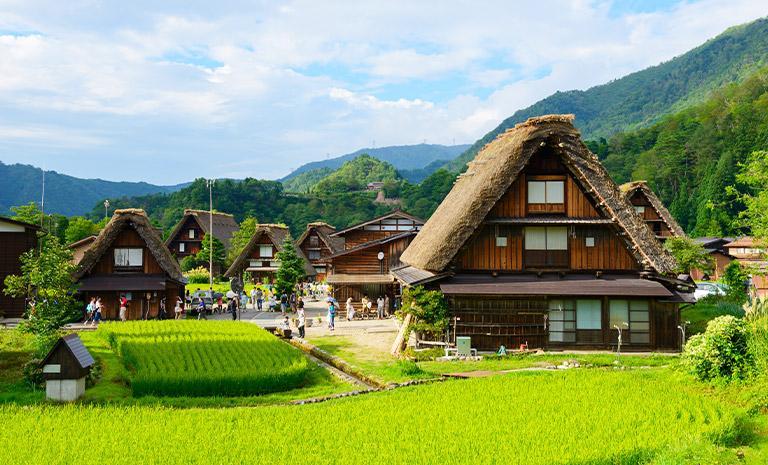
[165,209,239,274]
[325,210,424,305]
[295,222,344,281]
[225,224,315,283]
[620,181,685,241]
[691,237,734,281]
[395,115,693,352]
[68,235,97,265]
[0,216,39,318]
[74,209,186,320]
[723,237,768,298]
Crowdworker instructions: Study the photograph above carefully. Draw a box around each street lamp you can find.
[206,179,215,301]
[104,200,110,219]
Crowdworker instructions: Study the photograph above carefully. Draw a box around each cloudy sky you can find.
[0,0,765,184]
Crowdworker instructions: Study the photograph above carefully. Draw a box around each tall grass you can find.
[99,321,310,397]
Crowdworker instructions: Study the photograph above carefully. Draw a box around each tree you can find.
[663,236,714,275]
[227,217,258,265]
[3,235,80,336]
[275,237,305,295]
[10,202,43,226]
[735,150,768,239]
[64,216,100,244]
[196,235,226,274]
[722,261,751,304]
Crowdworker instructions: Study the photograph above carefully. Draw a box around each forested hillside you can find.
[590,66,768,236]
[0,161,186,216]
[311,155,400,194]
[444,18,768,172]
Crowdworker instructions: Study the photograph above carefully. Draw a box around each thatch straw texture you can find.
[399,114,677,275]
[620,181,685,237]
[225,224,316,277]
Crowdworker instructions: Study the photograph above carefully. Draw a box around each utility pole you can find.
[40,169,45,229]
[207,179,215,300]
[104,199,110,219]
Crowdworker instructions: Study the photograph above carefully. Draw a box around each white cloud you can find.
[0,0,765,183]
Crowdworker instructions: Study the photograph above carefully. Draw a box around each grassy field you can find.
[682,299,745,335]
[99,321,312,397]
[0,369,760,464]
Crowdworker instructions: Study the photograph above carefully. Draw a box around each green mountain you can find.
[311,155,400,194]
[444,17,768,172]
[282,167,334,193]
[281,143,469,182]
[0,161,187,217]
[591,65,768,237]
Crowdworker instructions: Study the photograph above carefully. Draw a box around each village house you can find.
[295,222,344,281]
[620,181,685,242]
[723,237,768,298]
[690,237,734,281]
[225,224,315,283]
[0,216,39,318]
[165,209,239,274]
[394,115,693,351]
[74,209,186,320]
[68,235,97,265]
[325,210,424,306]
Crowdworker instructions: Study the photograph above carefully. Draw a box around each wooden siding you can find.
[0,230,38,318]
[82,281,183,321]
[90,229,164,275]
[489,174,599,218]
[456,225,638,271]
[298,232,335,266]
[167,215,204,258]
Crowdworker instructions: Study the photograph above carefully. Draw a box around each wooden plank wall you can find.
[0,230,37,318]
[488,175,600,219]
[333,248,388,274]
[569,226,639,270]
[90,229,164,275]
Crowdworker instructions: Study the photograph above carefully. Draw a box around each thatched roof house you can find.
[225,224,315,281]
[74,209,185,320]
[619,181,685,239]
[395,115,689,352]
[295,222,344,281]
[166,209,239,254]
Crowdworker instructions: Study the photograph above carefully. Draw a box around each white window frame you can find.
[259,245,273,258]
[114,248,143,268]
[524,227,567,251]
[188,229,195,239]
[179,243,185,253]
[527,180,565,204]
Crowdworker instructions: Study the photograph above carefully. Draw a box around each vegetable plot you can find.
[99,321,310,397]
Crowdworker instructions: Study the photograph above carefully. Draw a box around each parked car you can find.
[694,282,726,300]
[189,296,213,315]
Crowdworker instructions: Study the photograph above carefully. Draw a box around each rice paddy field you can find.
[0,369,751,464]
[99,321,311,396]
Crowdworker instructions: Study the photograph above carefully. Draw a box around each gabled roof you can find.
[41,333,94,369]
[329,209,425,237]
[725,237,764,248]
[399,114,677,275]
[68,235,97,250]
[619,181,685,237]
[74,209,184,283]
[327,230,417,259]
[0,215,41,230]
[295,222,344,254]
[165,209,239,249]
[224,224,316,277]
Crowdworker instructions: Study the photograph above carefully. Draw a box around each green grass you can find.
[0,330,44,404]
[99,321,312,397]
[0,369,756,464]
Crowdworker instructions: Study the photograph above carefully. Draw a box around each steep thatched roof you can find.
[225,224,316,277]
[400,115,677,275]
[165,209,239,249]
[619,181,685,237]
[74,209,184,282]
[295,222,344,254]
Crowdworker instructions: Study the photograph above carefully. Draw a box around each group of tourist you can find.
[344,294,389,321]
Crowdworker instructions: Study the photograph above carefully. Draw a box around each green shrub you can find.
[747,314,768,375]
[397,286,449,338]
[722,261,750,304]
[180,255,204,272]
[184,266,210,284]
[682,315,755,382]
[396,359,423,376]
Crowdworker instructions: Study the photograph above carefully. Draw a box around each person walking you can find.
[119,294,128,322]
[290,292,297,313]
[158,297,166,320]
[93,298,103,325]
[297,305,306,338]
[175,296,183,319]
[327,300,336,331]
[384,295,390,318]
[197,298,207,320]
[256,288,263,311]
[228,296,238,320]
[250,287,257,310]
[346,297,355,321]
[377,295,385,319]
[280,292,288,315]
[84,297,96,324]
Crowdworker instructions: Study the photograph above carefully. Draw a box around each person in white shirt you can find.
[377,296,385,319]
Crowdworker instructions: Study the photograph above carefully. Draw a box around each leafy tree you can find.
[227,217,258,265]
[275,237,305,295]
[663,237,714,275]
[312,155,400,194]
[196,235,226,273]
[396,286,449,337]
[180,255,205,272]
[10,202,43,226]
[735,150,768,239]
[64,216,100,244]
[3,235,80,336]
[722,261,750,304]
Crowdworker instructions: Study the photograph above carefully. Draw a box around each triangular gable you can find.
[620,181,685,237]
[400,115,676,274]
[74,209,184,282]
[330,210,424,237]
[225,225,315,277]
[295,222,343,254]
[165,209,239,249]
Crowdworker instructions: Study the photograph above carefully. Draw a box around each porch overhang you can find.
[326,273,394,285]
[78,274,169,291]
[439,274,673,297]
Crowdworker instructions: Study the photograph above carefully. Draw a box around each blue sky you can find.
[0,0,765,184]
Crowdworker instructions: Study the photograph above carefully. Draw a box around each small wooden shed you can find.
[41,334,95,401]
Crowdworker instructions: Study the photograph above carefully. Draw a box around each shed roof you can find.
[399,115,676,275]
[42,333,95,370]
[0,215,42,230]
